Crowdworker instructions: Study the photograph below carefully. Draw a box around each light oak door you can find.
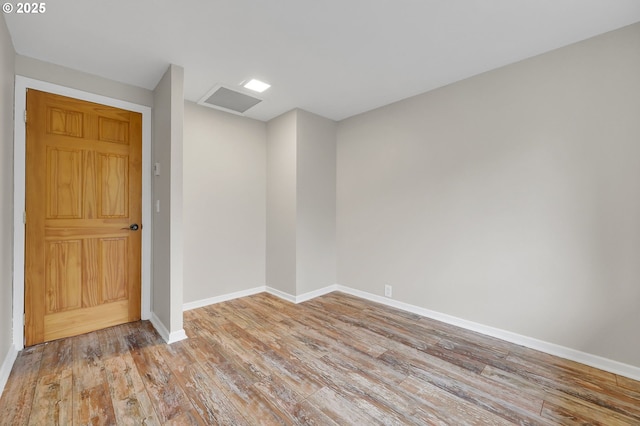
[25,89,142,346]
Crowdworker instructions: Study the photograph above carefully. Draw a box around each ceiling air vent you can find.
[197,84,262,115]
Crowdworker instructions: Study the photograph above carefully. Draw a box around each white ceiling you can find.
[5,1,640,121]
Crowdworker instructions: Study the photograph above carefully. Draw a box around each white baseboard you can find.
[149,312,188,344]
[265,285,338,304]
[0,345,19,396]
[183,284,337,308]
[265,286,297,303]
[183,286,266,311]
[334,285,640,382]
[295,284,338,303]
[166,329,188,344]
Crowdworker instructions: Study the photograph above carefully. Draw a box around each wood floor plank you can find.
[287,399,341,426]
[399,375,514,426]
[126,325,196,424]
[541,391,640,426]
[76,383,117,426]
[28,370,72,426]
[285,321,409,385]
[103,353,161,425]
[480,364,548,400]
[325,307,442,354]
[96,323,130,360]
[418,314,519,355]
[437,335,510,365]
[512,345,619,386]
[0,345,43,425]
[179,332,294,424]
[316,353,440,425]
[306,386,384,426]
[617,375,640,393]
[176,361,250,425]
[379,347,549,425]
[26,338,75,425]
[160,409,206,426]
[219,322,326,398]
[289,298,393,355]
[253,374,303,410]
[3,291,640,425]
[236,294,300,325]
[201,358,297,425]
[505,352,640,421]
[40,337,74,374]
[481,361,634,426]
[72,331,117,425]
[160,340,250,425]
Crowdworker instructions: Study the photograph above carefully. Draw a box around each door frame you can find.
[12,76,152,350]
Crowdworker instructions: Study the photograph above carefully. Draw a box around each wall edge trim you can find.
[150,312,187,344]
[183,286,267,311]
[294,284,339,303]
[265,286,297,303]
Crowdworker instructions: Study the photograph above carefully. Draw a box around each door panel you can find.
[99,153,129,217]
[45,240,82,313]
[100,237,128,302]
[47,147,82,218]
[25,89,142,346]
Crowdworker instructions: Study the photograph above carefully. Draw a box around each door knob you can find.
[129,224,139,231]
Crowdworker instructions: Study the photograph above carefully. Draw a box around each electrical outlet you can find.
[384,284,392,298]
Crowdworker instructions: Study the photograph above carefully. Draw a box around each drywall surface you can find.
[266,110,297,295]
[337,23,640,367]
[0,15,15,377]
[15,55,153,107]
[183,102,266,302]
[296,110,337,294]
[152,64,184,336]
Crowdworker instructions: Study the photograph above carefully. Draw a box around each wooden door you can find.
[25,89,142,346]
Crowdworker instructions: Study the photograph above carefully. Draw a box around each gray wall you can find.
[15,55,153,107]
[183,102,266,302]
[152,64,185,335]
[266,110,298,295]
[0,15,15,374]
[266,109,337,297]
[296,110,337,294]
[337,23,640,367]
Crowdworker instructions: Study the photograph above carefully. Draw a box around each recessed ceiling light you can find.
[243,79,271,93]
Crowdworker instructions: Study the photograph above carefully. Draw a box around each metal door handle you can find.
[122,224,140,231]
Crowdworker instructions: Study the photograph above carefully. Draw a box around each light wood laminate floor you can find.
[1,292,640,425]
